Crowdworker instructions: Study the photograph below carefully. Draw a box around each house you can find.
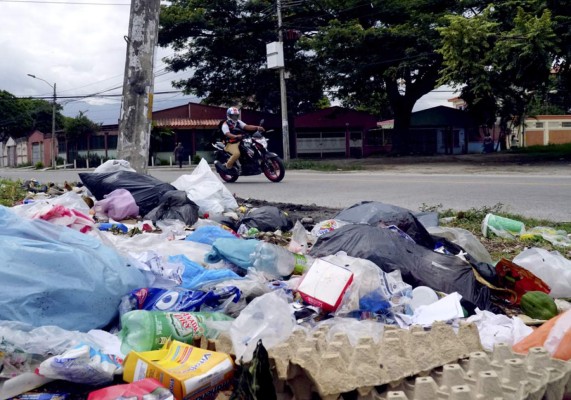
[28,130,58,167]
[0,136,28,167]
[294,107,380,158]
[523,115,571,146]
[378,106,478,154]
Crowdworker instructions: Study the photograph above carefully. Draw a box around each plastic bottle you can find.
[119,310,234,354]
[250,241,314,279]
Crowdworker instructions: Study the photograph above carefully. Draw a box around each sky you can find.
[0,0,458,126]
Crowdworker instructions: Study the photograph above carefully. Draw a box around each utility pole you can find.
[117,0,161,174]
[276,0,290,162]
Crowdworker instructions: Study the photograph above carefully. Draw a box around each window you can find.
[562,122,571,128]
[535,122,544,128]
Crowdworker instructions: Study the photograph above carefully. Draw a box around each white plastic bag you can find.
[230,290,295,362]
[288,220,309,254]
[171,159,238,215]
[513,247,571,298]
[93,159,135,173]
[466,310,532,352]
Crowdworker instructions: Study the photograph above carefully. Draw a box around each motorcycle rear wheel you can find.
[263,157,285,182]
[218,170,239,183]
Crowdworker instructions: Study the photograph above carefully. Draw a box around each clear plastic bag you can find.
[513,247,571,298]
[230,291,295,362]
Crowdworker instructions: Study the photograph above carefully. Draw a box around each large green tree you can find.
[0,90,64,142]
[299,0,477,154]
[158,0,326,114]
[63,111,101,155]
[437,1,559,136]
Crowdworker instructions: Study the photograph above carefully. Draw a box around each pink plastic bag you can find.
[94,189,139,220]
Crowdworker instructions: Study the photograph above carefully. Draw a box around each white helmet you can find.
[227,107,240,121]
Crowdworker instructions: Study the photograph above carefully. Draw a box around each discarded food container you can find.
[122,341,233,400]
[409,286,439,311]
[481,213,525,238]
[297,258,353,312]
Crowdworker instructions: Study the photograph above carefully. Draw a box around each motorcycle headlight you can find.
[243,138,252,144]
[258,138,268,147]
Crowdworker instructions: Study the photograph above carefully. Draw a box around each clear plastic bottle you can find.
[250,241,314,278]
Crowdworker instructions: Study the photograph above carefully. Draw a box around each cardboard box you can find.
[123,340,234,400]
[297,258,354,311]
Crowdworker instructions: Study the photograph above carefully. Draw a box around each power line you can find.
[0,0,130,5]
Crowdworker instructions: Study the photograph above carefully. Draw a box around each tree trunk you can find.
[390,101,414,155]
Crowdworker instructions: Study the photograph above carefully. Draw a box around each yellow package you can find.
[123,340,234,400]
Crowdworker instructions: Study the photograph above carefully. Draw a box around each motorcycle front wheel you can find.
[262,157,285,182]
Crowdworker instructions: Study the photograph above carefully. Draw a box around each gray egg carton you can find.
[266,321,483,399]
[370,344,571,400]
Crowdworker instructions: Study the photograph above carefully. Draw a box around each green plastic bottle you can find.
[119,310,233,354]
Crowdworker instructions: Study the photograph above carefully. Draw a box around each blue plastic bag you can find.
[185,225,237,245]
[169,254,242,289]
[0,206,147,332]
[204,238,259,270]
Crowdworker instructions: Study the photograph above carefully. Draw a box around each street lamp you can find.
[27,74,57,169]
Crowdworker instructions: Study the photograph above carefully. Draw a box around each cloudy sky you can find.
[0,0,458,126]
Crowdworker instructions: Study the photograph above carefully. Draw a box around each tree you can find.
[437,1,559,137]
[0,91,64,142]
[64,111,101,157]
[158,0,326,115]
[298,0,474,154]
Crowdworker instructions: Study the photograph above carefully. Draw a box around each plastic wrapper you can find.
[93,188,139,221]
[0,206,147,332]
[204,237,258,270]
[119,286,242,316]
[79,171,176,216]
[523,226,571,247]
[93,159,135,174]
[239,206,293,233]
[170,254,243,290]
[310,219,349,239]
[513,309,571,360]
[287,220,310,254]
[309,224,493,311]
[88,378,172,400]
[185,225,237,245]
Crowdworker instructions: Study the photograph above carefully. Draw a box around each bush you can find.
[34,161,44,170]
[193,155,202,165]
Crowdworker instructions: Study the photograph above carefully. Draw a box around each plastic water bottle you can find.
[119,310,233,354]
[250,241,314,278]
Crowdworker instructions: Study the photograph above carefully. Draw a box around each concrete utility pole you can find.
[276,0,290,162]
[117,0,161,174]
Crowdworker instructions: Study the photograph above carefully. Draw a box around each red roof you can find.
[153,118,220,129]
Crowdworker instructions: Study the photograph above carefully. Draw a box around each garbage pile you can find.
[2,158,571,400]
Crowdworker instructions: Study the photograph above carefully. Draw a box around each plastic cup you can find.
[481,213,525,238]
[410,286,439,311]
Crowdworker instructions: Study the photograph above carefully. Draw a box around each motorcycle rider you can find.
[218,106,264,173]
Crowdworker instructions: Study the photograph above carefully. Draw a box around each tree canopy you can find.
[437,1,560,132]
[0,90,64,142]
[158,0,326,114]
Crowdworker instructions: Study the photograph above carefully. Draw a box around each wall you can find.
[524,115,571,146]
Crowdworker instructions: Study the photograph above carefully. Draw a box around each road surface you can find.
[1,165,569,221]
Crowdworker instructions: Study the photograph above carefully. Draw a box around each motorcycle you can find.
[212,124,286,183]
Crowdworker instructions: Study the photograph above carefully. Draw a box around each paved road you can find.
[1,165,569,221]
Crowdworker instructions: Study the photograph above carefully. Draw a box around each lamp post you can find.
[27,74,56,169]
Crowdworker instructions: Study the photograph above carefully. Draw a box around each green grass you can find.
[421,202,571,261]
[0,179,27,207]
[286,159,363,171]
[511,142,571,159]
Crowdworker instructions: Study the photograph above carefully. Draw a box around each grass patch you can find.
[0,179,27,207]
[286,159,363,171]
[420,202,571,261]
[511,142,571,159]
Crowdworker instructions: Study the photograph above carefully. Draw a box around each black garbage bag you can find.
[309,224,493,311]
[79,171,176,216]
[334,201,434,249]
[144,190,199,226]
[239,206,293,232]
